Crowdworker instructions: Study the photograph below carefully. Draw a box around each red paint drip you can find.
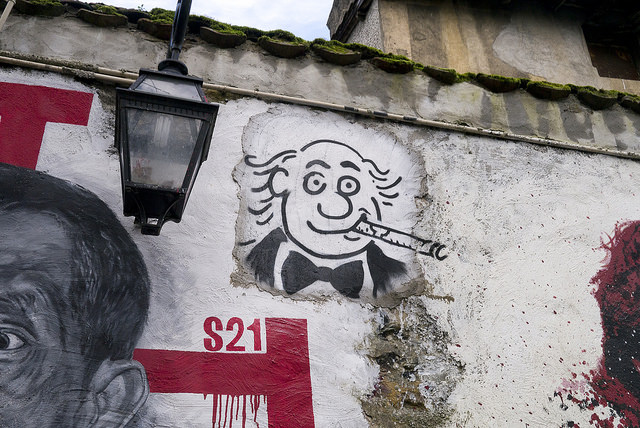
[212,394,218,427]
[254,395,260,428]
[135,318,313,428]
[242,395,247,428]
[224,395,229,428]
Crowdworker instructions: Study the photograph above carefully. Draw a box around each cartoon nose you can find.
[317,193,353,220]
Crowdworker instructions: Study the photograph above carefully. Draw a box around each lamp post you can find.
[115,0,219,235]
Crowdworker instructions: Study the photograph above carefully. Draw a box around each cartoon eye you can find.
[337,176,360,197]
[303,172,326,195]
[0,330,25,351]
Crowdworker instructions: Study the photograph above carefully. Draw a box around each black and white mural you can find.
[234,109,447,301]
[0,162,150,427]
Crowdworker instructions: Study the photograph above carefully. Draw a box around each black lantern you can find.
[115,0,219,235]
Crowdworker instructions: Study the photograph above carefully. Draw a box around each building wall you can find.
[369,0,640,94]
[347,0,384,50]
[1,11,640,428]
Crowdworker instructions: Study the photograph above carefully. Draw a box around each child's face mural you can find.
[275,142,380,258]
[0,162,151,428]
[0,213,89,427]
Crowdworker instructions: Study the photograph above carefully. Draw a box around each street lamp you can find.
[115,0,219,235]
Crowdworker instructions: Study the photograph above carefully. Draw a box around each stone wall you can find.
[356,0,640,96]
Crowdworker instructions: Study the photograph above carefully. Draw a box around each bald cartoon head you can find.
[246,140,402,259]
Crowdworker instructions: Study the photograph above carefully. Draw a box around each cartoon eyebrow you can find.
[245,150,296,168]
[340,161,361,171]
[376,176,402,190]
[306,159,330,169]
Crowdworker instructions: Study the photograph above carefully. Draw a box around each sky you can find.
[105,0,335,41]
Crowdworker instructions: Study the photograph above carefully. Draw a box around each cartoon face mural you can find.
[250,140,401,259]
[236,112,447,300]
[0,163,150,427]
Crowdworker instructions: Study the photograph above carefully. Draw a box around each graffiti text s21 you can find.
[203,317,266,353]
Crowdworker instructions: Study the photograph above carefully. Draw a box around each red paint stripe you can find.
[0,83,93,169]
[134,318,315,428]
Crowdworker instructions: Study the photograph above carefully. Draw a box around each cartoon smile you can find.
[306,220,358,235]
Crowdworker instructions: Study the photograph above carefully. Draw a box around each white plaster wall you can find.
[2,68,640,427]
[1,69,377,427]
[411,130,640,426]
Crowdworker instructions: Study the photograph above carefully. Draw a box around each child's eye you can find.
[0,330,26,350]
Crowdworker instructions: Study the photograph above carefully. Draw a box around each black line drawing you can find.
[0,162,150,427]
[242,139,447,298]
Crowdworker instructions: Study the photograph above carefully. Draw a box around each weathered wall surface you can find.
[373,0,640,95]
[1,10,640,428]
[347,0,384,51]
[2,14,640,159]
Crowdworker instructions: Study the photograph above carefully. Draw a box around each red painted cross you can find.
[134,318,315,428]
[0,82,94,169]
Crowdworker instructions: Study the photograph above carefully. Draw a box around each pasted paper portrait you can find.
[233,108,447,303]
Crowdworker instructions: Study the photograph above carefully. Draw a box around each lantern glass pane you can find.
[136,75,203,101]
[126,109,203,189]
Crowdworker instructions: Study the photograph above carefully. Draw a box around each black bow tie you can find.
[281,251,364,298]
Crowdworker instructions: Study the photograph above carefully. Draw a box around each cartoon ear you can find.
[269,168,290,197]
[82,359,149,427]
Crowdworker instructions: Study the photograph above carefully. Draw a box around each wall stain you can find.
[361,297,463,427]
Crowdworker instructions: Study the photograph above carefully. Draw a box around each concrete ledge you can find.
[1,14,639,157]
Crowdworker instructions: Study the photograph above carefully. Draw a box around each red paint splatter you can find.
[557,222,640,427]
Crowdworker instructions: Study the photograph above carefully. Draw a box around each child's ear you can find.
[270,168,290,197]
[78,359,149,428]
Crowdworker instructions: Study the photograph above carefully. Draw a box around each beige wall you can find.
[375,0,640,94]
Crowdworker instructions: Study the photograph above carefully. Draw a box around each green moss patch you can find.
[475,73,522,93]
[527,80,570,91]
[190,15,245,36]
[262,29,305,45]
[27,0,62,5]
[344,43,384,60]
[15,0,65,16]
[310,39,361,65]
[149,7,174,24]
[311,39,353,54]
[371,57,414,74]
[258,35,307,58]
[94,5,124,17]
[526,80,572,100]
[620,94,640,114]
[476,73,521,84]
[231,26,263,41]
[28,0,62,6]
[423,65,458,85]
[575,86,620,110]
[574,85,619,98]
